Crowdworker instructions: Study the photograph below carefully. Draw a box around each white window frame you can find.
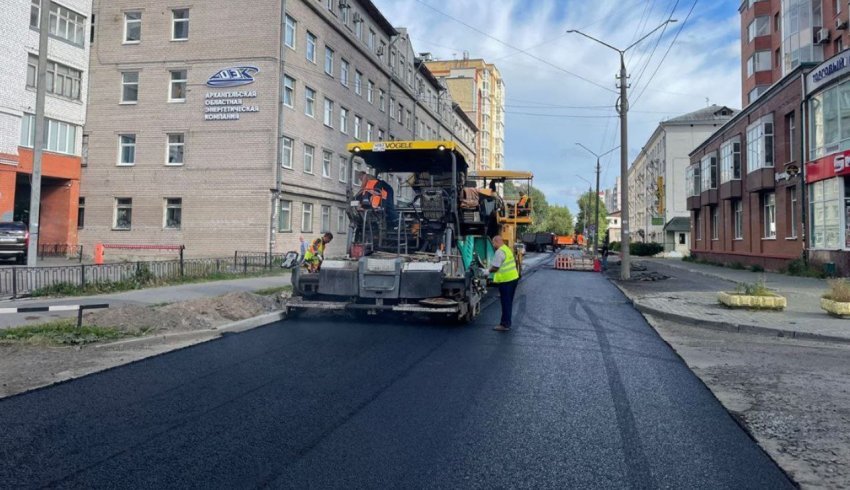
[123,11,142,44]
[734,200,744,239]
[322,150,332,178]
[747,114,775,172]
[121,71,139,104]
[166,133,185,165]
[354,115,362,140]
[337,207,347,233]
[747,50,771,77]
[339,107,348,134]
[700,153,718,191]
[321,205,331,233]
[324,46,334,76]
[763,192,777,239]
[340,59,349,86]
[118,134,136,166]
[711,206,719,240]
[279,200,292,232]
[114,198,133,230]
[303,144,315,174]
[367,80,374,103]
[720,137,741,183]
[306,32,317,63]
[339,155,347,183]
[284,14,296,49]
[301,202,314,233]
[788,186,798,239]
[355,71,362,95]
[323,98,334,127]
[283,75,295,108]
[282,136,293,169]
[20,114,78,155]
[168,69,187,103]
[164,198,182,229]
[171,8,189,41]
[305,87,316,117]
[747,16,769,42]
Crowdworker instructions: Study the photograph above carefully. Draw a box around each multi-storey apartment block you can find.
[0,0,91,248]
[425,57,505,171]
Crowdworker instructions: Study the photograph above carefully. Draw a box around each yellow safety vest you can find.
[304,238,324,261]
[493,245,519,283]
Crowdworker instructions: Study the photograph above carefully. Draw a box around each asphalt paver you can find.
[0,262,793,488]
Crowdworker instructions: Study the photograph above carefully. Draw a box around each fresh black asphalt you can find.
[0,259,793,489]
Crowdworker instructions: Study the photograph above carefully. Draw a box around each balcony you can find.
[719,180,743,200]
[746,167,775,192]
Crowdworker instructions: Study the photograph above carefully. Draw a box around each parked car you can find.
[0,222,29,264]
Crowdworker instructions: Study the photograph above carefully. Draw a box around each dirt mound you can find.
[84,292,281,334]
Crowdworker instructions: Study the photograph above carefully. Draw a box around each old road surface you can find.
[0,257,793,489]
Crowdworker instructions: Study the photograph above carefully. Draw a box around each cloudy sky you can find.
[372,0,742,210]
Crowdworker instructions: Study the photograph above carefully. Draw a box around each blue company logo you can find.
[206,66,260,88]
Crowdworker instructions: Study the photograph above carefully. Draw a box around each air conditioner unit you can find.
[815,27,830,44]
[837,18,848,30]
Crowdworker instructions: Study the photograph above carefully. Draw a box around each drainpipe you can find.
[270,0,288,257]
[800,71,808,266]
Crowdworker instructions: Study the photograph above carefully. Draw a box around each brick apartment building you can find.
[0,0,91,249]
[688,0,850,270]
[425,58,505,171]
[80,0,477,258]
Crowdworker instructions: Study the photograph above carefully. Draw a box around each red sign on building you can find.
[806,150,850,183]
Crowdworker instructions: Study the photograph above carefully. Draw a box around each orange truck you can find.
[555,235,574,248]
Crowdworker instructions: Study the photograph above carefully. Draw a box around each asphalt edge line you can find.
[604,275,800,488]
[0,311,287,402]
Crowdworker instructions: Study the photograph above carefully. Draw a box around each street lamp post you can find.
[568,19,676,280]
[576,143,619,258]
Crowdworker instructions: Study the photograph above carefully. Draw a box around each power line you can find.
[505,111,618,119]
[412,0,617,94]
[632,0,698,108]
[631,0,680,97]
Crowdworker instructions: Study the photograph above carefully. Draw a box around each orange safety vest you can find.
[518,195,529,207]
[361,179,388,209]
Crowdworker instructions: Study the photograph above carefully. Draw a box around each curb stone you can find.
[608,280,850,346]
[94,311,286,350]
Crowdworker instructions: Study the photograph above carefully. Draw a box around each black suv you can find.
[0,222,29,264]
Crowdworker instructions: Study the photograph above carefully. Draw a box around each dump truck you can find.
[284,141,500,323]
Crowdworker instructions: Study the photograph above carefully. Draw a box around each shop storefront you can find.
[805,51,850,272]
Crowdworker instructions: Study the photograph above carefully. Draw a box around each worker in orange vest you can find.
[357,172,397,225]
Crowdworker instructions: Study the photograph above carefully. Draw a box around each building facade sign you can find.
[807,51,850,94]
[806,150,850,183]
[203,66,260,121]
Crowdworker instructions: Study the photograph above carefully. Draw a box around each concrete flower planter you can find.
[717,291,786,310]
[820,298,850,317]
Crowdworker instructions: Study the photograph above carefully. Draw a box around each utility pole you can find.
[576,143,618,258]
[568,19,676,280]
[27,0,52,267]
[270,0,289,258]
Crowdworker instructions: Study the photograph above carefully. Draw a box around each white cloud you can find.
[373,0,742,209]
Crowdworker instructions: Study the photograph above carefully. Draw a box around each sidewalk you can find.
[609,257,850,344]
[0,274,290,329]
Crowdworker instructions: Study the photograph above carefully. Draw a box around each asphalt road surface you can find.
[0,258,793,488]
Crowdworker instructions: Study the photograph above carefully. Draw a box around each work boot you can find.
[493,325,510,332]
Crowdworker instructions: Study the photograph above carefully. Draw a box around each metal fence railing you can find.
[0,252,289,299]
[37,244,84,262]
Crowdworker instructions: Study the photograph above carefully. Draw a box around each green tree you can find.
[541,205,574,235]
[575,191,608,241]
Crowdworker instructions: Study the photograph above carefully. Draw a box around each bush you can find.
[824,279,850,302]
[750,264,765,273]
[609,241,621,252]
[728,262,745,270]
[735,279,772,297]
[630,242,663,257]
[785,258,826,278]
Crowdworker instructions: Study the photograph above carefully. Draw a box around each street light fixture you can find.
[567,18,677,280]
[576,143,619,258]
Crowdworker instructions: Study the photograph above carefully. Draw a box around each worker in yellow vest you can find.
[303,232,333,272]
[488,235,520,332]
